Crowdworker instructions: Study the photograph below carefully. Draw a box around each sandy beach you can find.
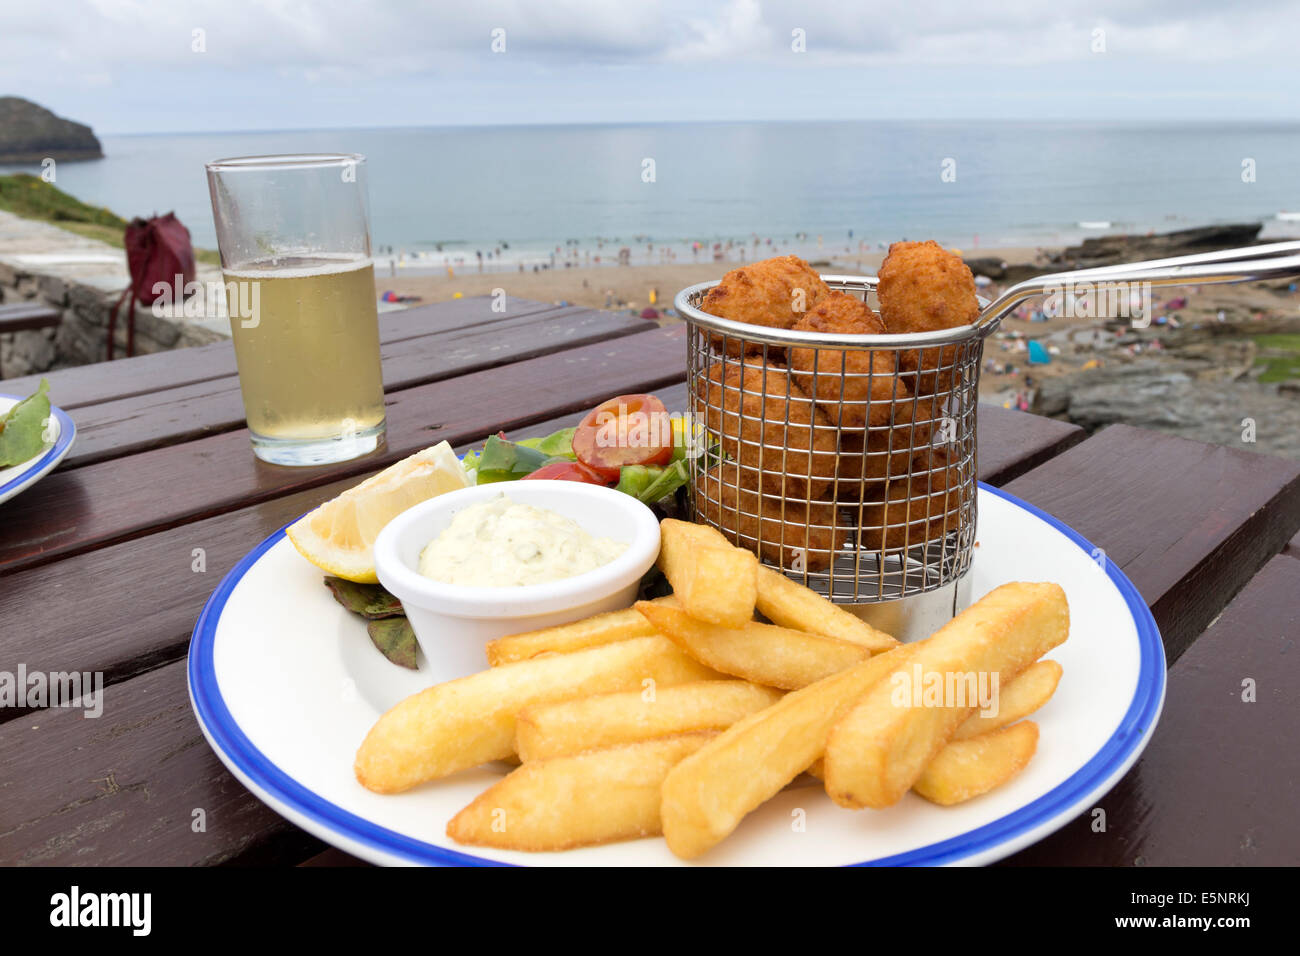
[373,244,1043,313]
[373,240,1300,457]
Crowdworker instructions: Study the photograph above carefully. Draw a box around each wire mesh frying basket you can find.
[676,274,998,620]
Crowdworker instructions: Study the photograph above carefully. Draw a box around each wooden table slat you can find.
[0,656,318,866]
[0,295,568,408]
[1003,424,1300,663]
[3,292,1296,868]
[1004,554,1300,865]
[1283,528,1300,561]
[0,325,687,576]
[61,306,649,469]
[0,393,674,695]
[0,388,1088,696]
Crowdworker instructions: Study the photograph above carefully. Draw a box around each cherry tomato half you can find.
[521,461,608,484]
[572,393,673,482]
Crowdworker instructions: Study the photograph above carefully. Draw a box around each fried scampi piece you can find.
[832,395,944,498]
[701,255,831,356]
[856,446,966,552]
[876,241,979,395]
[693,361,839,499]
[787,292,906,431]
[694,461,849,572]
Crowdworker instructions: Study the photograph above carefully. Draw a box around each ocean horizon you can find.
[4,119,1298,266]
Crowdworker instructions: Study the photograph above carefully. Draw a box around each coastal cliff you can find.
[0,96,103,163]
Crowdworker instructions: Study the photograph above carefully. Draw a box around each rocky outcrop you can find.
[966,223,1278,281]
[1048,223,1266,270]
[1036,367,1300,460]
[1033,330,1300,461]
[0,97,103,163]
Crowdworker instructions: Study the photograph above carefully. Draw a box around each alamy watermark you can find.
[1043,279,1153,328]
[150,274,261,328]
[890,663,1000,717]
[0,665,104,717]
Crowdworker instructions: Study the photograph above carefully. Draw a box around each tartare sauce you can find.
[418,494,627,587]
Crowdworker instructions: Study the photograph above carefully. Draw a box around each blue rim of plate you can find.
[188,481,1165,867]
[0,395,76,502]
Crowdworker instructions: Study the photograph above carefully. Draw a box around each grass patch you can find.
[0,172,221,265]
[1252,333,1300,383]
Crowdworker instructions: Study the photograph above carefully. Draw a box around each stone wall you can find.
[0,262,226,377]
[0,211,229,380]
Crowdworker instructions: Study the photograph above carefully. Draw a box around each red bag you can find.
[107,212,197,359]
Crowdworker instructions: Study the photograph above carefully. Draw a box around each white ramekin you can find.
[373,479,662,682]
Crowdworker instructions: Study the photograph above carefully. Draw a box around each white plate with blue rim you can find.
[0,393,76,507]
[188,482,1165,866]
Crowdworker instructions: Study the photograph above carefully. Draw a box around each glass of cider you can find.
[205,153,386,466]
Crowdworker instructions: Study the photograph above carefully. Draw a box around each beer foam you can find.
[224,255,373,279]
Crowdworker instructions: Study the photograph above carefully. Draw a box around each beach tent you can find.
[1027,340,1051,365]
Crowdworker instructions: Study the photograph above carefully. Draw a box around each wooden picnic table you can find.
[1,295,1297,867]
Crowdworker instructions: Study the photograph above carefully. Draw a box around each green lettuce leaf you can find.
[0,378,52,468]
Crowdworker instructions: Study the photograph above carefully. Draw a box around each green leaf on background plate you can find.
[0,378,52,468]
[367,617,419,669]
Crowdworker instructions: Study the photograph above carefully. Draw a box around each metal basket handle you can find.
[974,239,1300,334]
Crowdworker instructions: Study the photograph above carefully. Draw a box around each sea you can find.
[3,120,1299,272]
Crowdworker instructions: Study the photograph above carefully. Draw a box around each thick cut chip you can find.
[658,518,757,628]
[913,721,1039,805]
[952,659,1061,741]
[636,601,871,690]
[823,581,1068,809]
[660,645,915,859]
[516,680,783,761]
[447,733,715,851]
[354,635,720,793]
[754,565,897,651]
[485,596,678,666]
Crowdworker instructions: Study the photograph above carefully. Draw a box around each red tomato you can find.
[521,461,608,484]
[572,393,673,481]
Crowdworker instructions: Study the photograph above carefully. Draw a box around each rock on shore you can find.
[965,223,1273,282]
[0,97,103,163]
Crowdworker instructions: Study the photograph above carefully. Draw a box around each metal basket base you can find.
[840,570,973,644]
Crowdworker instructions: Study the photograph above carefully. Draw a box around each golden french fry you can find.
[484,596,678,666]
[447,732,715,851]
[354,636,720,793]
[913,721,1039,805]
[665,512,897,652]
[952,659,1062,741]
[636,601,870,690]
[660,644,916,860]
[823,582,1069,809]
[516,680,783,762]
[754,565,897,652]
[658,518,757,628]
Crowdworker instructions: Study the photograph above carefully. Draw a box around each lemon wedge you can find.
[286,441,469,582]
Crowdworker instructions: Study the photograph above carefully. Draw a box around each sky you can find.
[2,0,1298,134]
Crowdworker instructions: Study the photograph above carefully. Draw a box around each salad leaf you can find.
[476,434,550,483]
[615,464,660,499]
[517,426,577,460]
[635,459,690,504]
[366,617,419,669]
[324,576,404,619]
[0,378,52,468]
